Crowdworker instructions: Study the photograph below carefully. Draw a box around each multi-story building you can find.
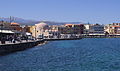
[57,24,84,38]
[59,24,84,34]
[112,26,120,34]
[30,22,49,38]
[105,23,120,34]
[10,22,22,31]
[89,24,104,34]
[45,25,60,38]
[0,22,22,33]
[104,24,113,34]
[112,23,120,34]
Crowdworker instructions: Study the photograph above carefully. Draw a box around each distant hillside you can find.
[40,21,65,25]
[0,17,39,25]
[39,21,85,25]
[0,17,85,26]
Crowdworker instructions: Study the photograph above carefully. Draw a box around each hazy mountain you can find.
[40,21,65,25]
[40,21,85,25]
[0,17,39,25]
[0,17,85,26]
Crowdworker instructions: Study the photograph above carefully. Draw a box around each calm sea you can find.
[0,38,120,71]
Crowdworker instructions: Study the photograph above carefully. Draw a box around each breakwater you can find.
[0,40,45,55]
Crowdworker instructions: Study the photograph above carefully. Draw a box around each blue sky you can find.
[0,0,120,24]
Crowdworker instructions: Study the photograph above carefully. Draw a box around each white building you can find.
[84,24,104,34]
[35,22,49,38]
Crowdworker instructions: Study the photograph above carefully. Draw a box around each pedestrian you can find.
[1,37,6,44]
[9,36,13,43]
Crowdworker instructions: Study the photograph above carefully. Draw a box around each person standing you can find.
[1,36,6,44]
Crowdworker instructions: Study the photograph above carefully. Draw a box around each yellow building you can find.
[30,22,49,38]
[30,26,36,37]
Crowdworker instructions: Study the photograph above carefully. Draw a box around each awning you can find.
[0,30,14,34]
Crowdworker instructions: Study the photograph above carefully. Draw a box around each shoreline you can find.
[1,37,120,56]
[0,40,45,56]
[0,38,82,56]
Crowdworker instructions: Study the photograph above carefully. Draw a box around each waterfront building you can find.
[31,22,49,38]
[112,23,120,34]
[0,22,19,35]
[104,24,114,34]
[89,24,104,34]
[0,22,24,41]
[59,24,84,34]
[31,24,61,39]
[112,26,120,34]
[58,24,84,38]
[105,23,120,34]
[59,25,72,34]
[10,22,22,31]
[44,25,60,38]
[0,22,23,32]
[43,30,60,38]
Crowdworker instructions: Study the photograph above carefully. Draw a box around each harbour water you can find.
[0,38,120,71]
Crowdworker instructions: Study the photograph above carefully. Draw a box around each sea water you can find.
[0,38,120,71]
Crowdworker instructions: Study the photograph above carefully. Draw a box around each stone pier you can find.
[0,40,45,55]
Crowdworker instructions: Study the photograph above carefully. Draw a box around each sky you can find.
[0,0,120,24]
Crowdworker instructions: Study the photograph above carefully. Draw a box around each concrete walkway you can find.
[0,40,36,45]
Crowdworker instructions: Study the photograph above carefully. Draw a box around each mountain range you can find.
[0,17,85,26]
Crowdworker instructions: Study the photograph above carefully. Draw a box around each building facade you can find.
[30,22,49,38]
[89,24,104,34]
[105,23,120,34]
[59,24,84,34]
